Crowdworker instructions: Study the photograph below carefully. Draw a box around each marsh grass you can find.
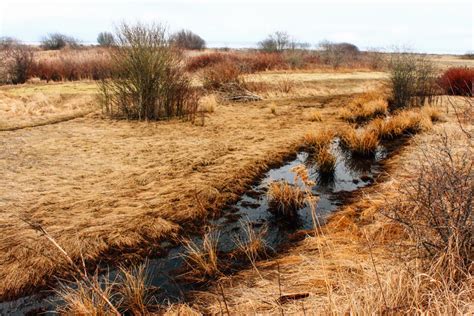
[303,129,334,152]
[267,181,306,218]
[368,109,433,140]
[116,263,156,314]
[339,127,380,157]
[339,99,388,123]
[233,219,268,272]
[182,229,220,279]
[57,276,117,316]
[315,147,337,176]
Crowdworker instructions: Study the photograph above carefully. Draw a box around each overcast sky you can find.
[0,0,472,54]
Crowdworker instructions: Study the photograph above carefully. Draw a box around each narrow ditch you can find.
[0,137,406,315]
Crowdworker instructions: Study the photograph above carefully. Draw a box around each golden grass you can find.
[182,229,220,279]
[339,127,380,156]
[0,77,387,301]
[315,147,337,175]
[0,91,96,130]
[233,220,268,268]
[57,277,116,315]
[187,101,473,314]
[267,181,306,217]
[57,263,155,315]
[339,94,388,123]
[303,129,334,151]
[368,109,433,139]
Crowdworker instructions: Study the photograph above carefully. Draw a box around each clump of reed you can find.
[339,91,388,121]
[182,229,220,279]
[315,148,337,176]
[303,129,335,152]
[367,109,432,140]
[339,127,380,157]
[267,180,306,218]
[233,219,268,270]
[339,99,388,123]
[57,263,155,315]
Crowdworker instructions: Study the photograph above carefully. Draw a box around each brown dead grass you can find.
[0,91,96,130]
[0,82,357,300]
[187,97,473,315]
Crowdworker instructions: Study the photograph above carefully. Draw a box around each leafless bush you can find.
[97,32,115,47]
[389,53,439,109]
[0,43,34,84]
[99,22,198,121]
[258,31,291,53]
[171,29,206,50]
[41,33,80,50]
[319,41,360,69]
[385,133,473,283]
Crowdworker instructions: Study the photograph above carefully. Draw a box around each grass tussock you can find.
[339,127,380,157]
[339,92,388,123]
[233,219,268,266]
[117,263,155,315]
[57,263,155,315]
[368,109,433,140]
[267,181,306,218]
[182,229,220,279]
[303,129,335,152]
[315,148,337,175]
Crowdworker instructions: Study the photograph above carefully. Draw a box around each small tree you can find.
[41,33,79,50]
[99,22,197,121]
[170,30,205,50]
[258,31,291,53]
[97,32,115,47]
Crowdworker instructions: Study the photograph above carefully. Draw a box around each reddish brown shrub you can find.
[185,53,227,72]
[28,50,112,82]
[201,61,242,90]
[438,67,474,96]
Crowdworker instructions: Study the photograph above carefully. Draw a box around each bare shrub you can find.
[1,43,34,84]
[384,133,473,283]
[41,33,80,50]
[97,32,115,47]
[319,41,360,69]
[389,53,438,109]
[99,22,198,121]
[171,29,206,50]
[258,31,291,53]
[201,61,242,91]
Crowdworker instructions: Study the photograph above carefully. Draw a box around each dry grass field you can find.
[0,52,472,314]
[0,71,383,301]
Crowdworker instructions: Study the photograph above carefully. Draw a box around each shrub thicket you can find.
[389,53,438,109]
[438,67,474,96]
[171,29,206,50]
[0,42,34,84]
[99,23,198,121]
[41,33,80,50]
